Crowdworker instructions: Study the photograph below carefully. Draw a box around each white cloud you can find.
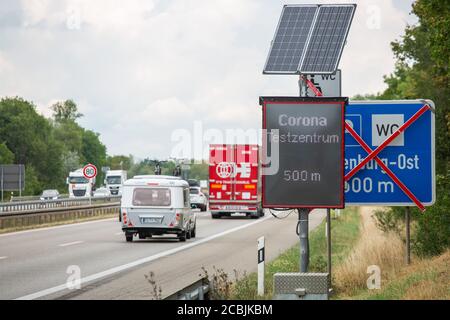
[1,0,416,160]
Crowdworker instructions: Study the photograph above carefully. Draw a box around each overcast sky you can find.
[0,0,417,161]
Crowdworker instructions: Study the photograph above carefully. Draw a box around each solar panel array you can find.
[263,4,356,75]
[300,5,355,74]
[263,5,317,73]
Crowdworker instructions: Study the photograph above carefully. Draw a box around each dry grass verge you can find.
[335,207,450,300]
[401,251,450,300]
[334,207,404,297]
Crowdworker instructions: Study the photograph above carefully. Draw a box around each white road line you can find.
[16,215,272,300]
[0,218,117,238]
[58,241,84,247]
[0,256,7,260]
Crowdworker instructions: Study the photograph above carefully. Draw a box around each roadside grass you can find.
[231,208,360,299]
[333,207,449,300]
[333,207,405,297]
[216,206,448,300]
[345,250,450,300]
[0,213,118,234]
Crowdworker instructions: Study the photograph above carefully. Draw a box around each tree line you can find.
[355,0,449,257]
[0,97,208,198]
[0,98,107,196]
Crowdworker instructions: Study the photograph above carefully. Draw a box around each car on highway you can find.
[93,187,111,197]
[40,189,60,201]
[189,187,207,211]
[120,175,196,242]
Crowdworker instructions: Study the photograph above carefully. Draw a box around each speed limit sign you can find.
[83,164,97,179]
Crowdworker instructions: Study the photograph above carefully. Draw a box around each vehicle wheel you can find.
[191,224,196,238]
[211,213,220,219]
[179,231,187,242]
[119,212,122,222]
[250,212,259,219]
[258,209,265,217]
[186,226,192,240]
[201,205,207,212]
[125,234,133,242]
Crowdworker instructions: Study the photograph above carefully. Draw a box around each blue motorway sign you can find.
[345,100,435,206]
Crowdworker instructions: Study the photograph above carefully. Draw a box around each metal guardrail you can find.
[0,195,121,214]
[165,277,210,300]
[10,194,70,202]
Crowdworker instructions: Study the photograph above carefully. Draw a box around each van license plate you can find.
[141,218,162,224]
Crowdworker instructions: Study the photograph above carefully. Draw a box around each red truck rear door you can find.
[234,145,259,202]
[209,144,234,201]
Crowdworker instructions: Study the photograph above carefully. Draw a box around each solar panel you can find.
[300,5,356,74]
[263,4,356,75]
[263,5,318,74]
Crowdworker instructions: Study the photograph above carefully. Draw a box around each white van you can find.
[120,175,196,242]
[104,170,127,195]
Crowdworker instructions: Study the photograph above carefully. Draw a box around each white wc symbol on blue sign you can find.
[371,114,404,147]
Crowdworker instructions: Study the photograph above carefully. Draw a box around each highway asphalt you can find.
[0,209,326,300]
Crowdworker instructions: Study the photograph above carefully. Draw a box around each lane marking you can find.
[0,256,7,260]
[0,218,117,238]
[16,215,272,300]
[58,241,84,247]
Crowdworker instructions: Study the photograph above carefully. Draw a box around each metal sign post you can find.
[298,208,310,272]
[19,166,22,197]
[1,166,3,202]
[405,207,411,265]
[299,77,309,273]
[326,209,332,281]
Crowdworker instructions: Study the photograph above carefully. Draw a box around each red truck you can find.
[208,144,264,219]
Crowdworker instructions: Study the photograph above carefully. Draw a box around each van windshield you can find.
[106,176,122,184]
[132,188,171,206]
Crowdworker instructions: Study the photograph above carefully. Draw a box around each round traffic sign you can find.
[83,164,97,179]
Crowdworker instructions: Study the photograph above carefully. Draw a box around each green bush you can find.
[375,171,450,257]
[414,172,450,256]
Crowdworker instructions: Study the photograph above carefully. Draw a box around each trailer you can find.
[208,144,264,219]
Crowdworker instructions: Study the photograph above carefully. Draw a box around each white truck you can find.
[67,169,96,198]
[104,170,127,196]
